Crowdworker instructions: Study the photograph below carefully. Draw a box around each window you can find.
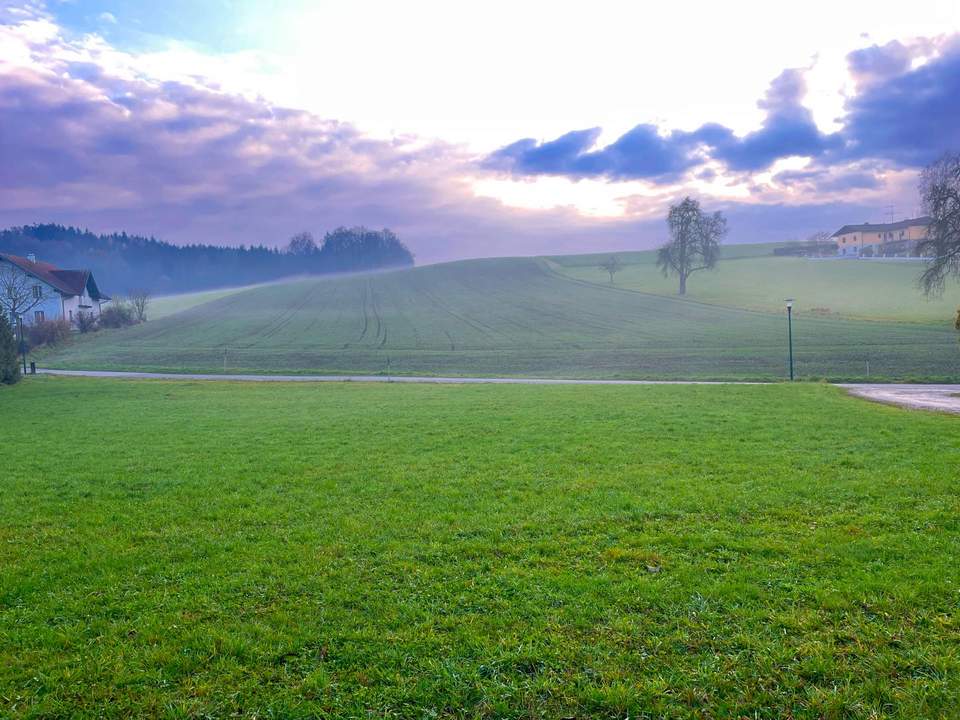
[32,285,42,299]
[34,310,44,323]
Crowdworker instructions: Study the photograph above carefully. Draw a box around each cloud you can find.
[839,36,960,167]
[98,12,117,25]
[488,35,960,183]
[773,167,882,192]
[0,12,934,262]
[488,67,840,181]
[0,19,668,261]
[485,124,704,180]
[846,40,916,89]
[702,69,839,171]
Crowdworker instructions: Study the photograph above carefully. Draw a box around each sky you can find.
[1,0,959,262]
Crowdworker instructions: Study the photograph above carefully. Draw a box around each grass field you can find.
[40,251,960,381]
[552,253,960,323]
[150,286,255,320]
[1,377,959,718]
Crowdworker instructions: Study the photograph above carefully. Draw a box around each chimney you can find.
[26,253,36,263]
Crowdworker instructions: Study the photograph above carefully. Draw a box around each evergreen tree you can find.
[0,223,415,295]
[0,314,20,385]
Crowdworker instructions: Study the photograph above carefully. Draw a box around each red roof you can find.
[0,253,110,300]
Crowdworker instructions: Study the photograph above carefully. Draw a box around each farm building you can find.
[0,252,110,326]
[831,217,930,257]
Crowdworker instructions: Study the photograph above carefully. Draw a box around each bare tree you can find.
[598,256,622,285]
[286,231,317,256]
[656,197,727,295]
[918,152,960,295]
[129,288,151,323]
[0,262,47,322]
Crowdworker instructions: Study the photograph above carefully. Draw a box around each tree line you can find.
[0,224,415,296]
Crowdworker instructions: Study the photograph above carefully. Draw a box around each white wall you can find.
[1,259,63,324]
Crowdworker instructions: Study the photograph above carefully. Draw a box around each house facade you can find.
[0,252,110,326]
[831,217,930,257]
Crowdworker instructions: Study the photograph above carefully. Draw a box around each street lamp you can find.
[784,298,794,381]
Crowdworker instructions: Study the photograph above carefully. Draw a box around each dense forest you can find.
[0,224,415,295]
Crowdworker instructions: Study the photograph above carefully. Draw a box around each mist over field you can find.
[38,245,960,381]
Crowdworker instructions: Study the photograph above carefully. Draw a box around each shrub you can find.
[0,314,19,385]
[75,311,99,334]
[26,318,71,349]
[99,301,137,329]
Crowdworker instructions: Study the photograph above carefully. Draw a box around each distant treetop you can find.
[0,223,415,295]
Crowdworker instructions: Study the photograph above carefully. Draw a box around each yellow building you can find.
[831,217,930,257]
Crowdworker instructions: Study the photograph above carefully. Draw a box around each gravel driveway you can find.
[839,384,960,414]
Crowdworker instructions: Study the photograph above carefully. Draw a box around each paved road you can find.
[33,370,960,414]
[838,383,960,415]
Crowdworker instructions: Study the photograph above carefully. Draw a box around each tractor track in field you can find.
[259,283,327,342]
[370,282,386,347]
[411,280,502,343]
[347,282,371,348]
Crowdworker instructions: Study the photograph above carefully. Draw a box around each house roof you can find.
[0,253,110,300]
[831,216,931,238]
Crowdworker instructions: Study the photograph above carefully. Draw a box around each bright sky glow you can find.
[50,0,958,147]
[1,0,958,259]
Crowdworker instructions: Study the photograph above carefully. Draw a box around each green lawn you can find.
[1,377,959,718]
[40,255,960,381]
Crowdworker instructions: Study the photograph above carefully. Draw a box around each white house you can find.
[0,252,110,326]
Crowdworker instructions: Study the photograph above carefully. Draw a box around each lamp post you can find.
[784,298,794,381]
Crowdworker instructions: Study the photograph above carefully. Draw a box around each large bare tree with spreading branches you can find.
[656,197,728,295]
[0,262,47,324]
[918,152,960,296]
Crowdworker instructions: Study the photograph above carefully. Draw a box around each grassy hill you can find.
[41,247,960,380]
[3,377,959,717]
[150,285,254,320]
[554,251,960,323]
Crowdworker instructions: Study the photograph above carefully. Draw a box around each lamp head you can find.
[784,298,794,310]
